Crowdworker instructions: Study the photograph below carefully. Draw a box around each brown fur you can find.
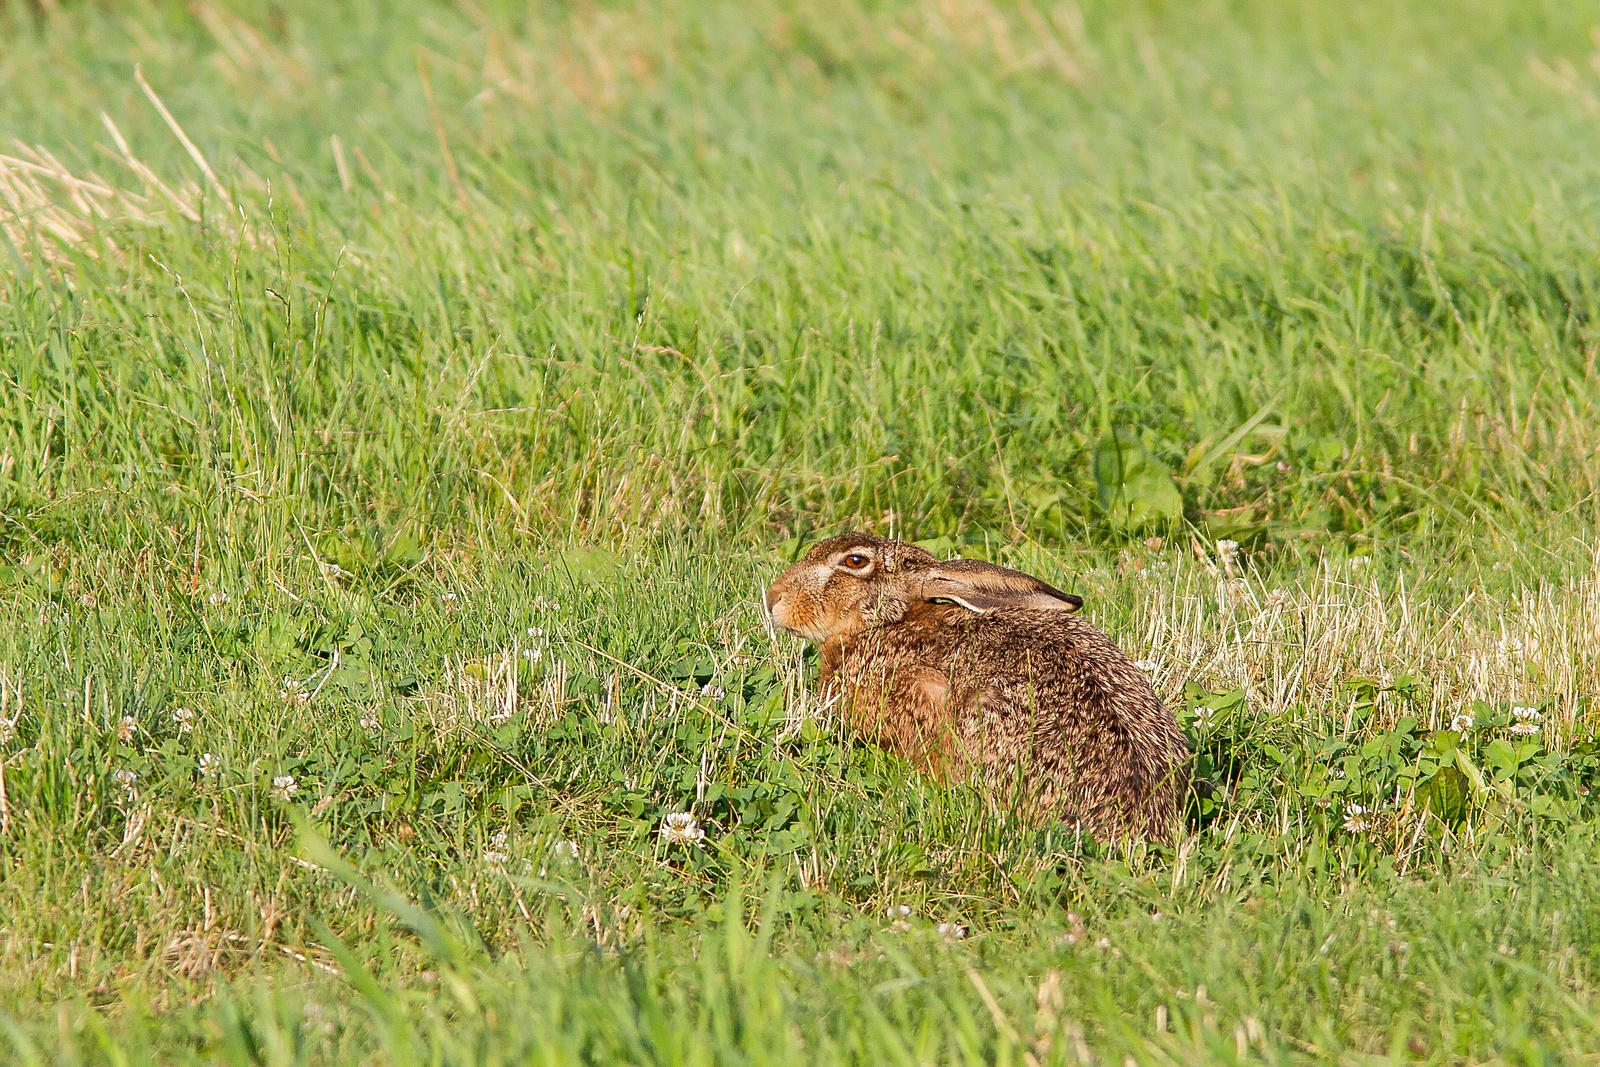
[765,532,1189,840]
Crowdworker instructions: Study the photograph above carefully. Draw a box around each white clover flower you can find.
[1192,706,1217,727]
[1095,937,1112,950]
[699,683,726,701]
[440,592,459,614]
[198,752,222,778]
[1449,712,1474,733]
[359,716,380,733]
[527,627,543,639]
[208,591,230,607]
[483,831,510,865]
[1265,588,1288,609]
[937,922,967,939]
[1510,705,1543,736]
[116,716,138,742]
[554,840,580,860]
[1215,540,1240,563]
[1134,659,1159,672]
[522,646,543,663]
[885,904,912,919]
[272,775,298,800]
[280,678,309,707]
[1343,804,1371,833]
[113,768,138,796]
[171,708,195,734]
[660,811,705,847]
[1350,555,1372,569]
[1499,636,1524,656]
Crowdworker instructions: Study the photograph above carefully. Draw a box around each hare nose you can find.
[763,587,781,613]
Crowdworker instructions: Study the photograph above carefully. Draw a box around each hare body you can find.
[766,533,1188,840]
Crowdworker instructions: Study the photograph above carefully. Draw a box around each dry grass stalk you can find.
[0,103,221,280]
[424,643,571,738]
[1127,550,1600,735]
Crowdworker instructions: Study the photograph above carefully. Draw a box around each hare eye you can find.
[842,553,870,570]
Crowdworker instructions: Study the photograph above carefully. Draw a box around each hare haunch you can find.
[764,532,1189,840]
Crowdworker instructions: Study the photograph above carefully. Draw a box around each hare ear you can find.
[919,564,1084,614]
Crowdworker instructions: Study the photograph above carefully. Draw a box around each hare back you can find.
[832,605,1189,838]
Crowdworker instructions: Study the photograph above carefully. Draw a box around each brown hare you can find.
[764,532,1188,840]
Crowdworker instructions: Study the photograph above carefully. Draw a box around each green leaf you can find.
[1093,427,1183,530]
[548,546,624,585]
[1484,739,1521,783]
[1418,765,1469,824]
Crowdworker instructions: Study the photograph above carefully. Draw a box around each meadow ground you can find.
[4,0,1600,1062]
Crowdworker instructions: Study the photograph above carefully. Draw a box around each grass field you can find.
[5,0,1600,1061]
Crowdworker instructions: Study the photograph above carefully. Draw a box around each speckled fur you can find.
[766,532,1189,840]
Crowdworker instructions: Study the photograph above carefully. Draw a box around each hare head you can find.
[763,532,1082,644]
